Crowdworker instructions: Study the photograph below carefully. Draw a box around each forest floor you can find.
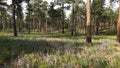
[0,31,120,68]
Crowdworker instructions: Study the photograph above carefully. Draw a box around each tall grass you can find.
[0,32,120,68]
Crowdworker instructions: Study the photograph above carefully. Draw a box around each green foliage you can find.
[48,4,61,18]
[92,0,105,18]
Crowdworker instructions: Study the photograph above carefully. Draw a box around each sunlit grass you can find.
[0,32,120,68]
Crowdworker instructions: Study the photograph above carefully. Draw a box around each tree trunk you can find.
[104,22,105,29]
[28,1,30,34]
[0,11,2,30]
[38,16,41,32]
[12,0,17,36]
[28,17,30,34]
[96,18,99,35]
[71,0,75,36]
[2,20,5,31]
[45,17,47,32]
[62,3,65,34]
[18,17,21,32]
[117,1,120,42]
[19,15,23,32]
[109,20,112,34]
[86,0,92,43]
[33,16,35,32]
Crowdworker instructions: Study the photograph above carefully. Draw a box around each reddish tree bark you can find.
[117,1,120,42]
[86,0,92,43]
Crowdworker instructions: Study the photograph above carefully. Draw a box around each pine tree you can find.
[86,0,92,43]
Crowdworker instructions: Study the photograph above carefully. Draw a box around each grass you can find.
[0,31,120,68]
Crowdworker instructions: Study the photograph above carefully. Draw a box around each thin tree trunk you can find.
[19,15,23,32]
[86,0,92,43]
[12,0,17,36]
[104,22,105,29]
[77,11,79,33]
[33,16,35,32]
[92,16,95,33]
[1,16,5,31]
[18,17,21,32]
[0,11,2,30]
[109,20,112,34]
[62,3,65,34]
[28,1,30,34]
[96,18,99,35]
[18,8,22,32]
[28,16,30,34]
[45,17,47,32]
[71,0,75,36]
[2,18,5,31]
[38,16,41,32]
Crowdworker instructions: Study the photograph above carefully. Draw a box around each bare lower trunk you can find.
[117,23,120,42]
[86,25,91,42]
[39,19,41,32]
[2,22,5,31]
[38,14,41,32]
[45,18,47,32]
[28,19,30,34]
[28,22,30,34]
[33,17,35,32]
[104,22,105,29]
[12,0,17,36]
[96,19,99,35]
[18,19,21,32]
[109,20,112,34]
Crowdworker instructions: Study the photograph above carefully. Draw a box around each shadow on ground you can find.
[0,35,106,67]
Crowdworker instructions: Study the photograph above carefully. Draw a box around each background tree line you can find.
[0,0,119,43]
